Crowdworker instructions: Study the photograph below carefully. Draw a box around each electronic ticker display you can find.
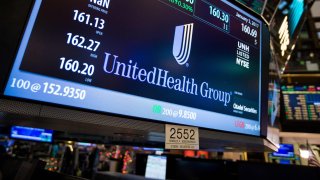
[4,0,269,136]
[282,85,320,121]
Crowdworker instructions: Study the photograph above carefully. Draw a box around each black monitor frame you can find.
[0,0,270,138]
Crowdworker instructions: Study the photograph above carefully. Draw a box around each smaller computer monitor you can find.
[272,144,294,158]
[145,155,167,180]
[10,126,53,143]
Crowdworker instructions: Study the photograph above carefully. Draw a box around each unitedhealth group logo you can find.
[172,23,194,66]
[102,22,232,108]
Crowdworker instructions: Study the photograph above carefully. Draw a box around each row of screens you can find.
[2,0,270,136]
[146,144,294,180]
[8,124,293,158]
[8,124,292,175]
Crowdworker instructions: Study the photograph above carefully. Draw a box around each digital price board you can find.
[4,0,269,136]
[282,85,320,121]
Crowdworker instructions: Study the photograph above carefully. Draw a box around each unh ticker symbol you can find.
[172,23,194,66]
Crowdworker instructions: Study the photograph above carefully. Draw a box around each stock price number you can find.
[241,23,257,38]
[209,6,229,31]
[168,0,194,12]
[43,83,86,100]
[10,78,87,100]
[60,57,95,76]
[209,6,229,24]
[66,33,100,52]
[73,10,105,30]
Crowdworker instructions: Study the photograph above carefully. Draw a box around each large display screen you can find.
[11,126,53,143]
[4,0,268,136]
[282,85,320,121]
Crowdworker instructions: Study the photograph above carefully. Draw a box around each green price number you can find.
[168,0,194,13]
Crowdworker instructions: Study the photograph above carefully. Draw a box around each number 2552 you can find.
[170,128,195,140]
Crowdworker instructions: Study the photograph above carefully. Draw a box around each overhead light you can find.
[309,52,315,58]
[278,1,288,10]
[300,149,310,159]
[287,55,291,60]
[224,146,234,150]
[278,16,290,57]
[68,145,74,152]
[299,144,310,159]
[155,151,164,155]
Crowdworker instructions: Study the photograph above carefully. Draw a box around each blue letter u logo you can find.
[172,23,194,65]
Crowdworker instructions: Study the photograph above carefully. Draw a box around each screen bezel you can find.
[0,0,35,94]
[2,0,270,137]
